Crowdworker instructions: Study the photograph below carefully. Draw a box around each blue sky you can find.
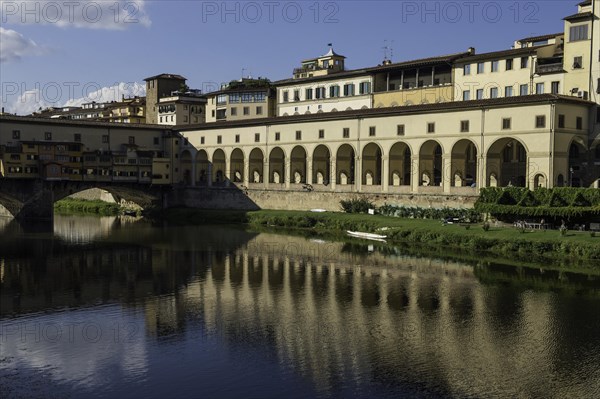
[0,1,578,113]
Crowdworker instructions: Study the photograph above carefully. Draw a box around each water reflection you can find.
[0,218,599,398]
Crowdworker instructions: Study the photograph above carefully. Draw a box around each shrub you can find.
[340,198,374,214]
[560,225,568,236]
[482,222,490,232]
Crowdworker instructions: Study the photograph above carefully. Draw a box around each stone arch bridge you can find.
[0,179,169,220]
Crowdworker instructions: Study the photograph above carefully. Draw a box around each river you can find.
[0,215,599,398]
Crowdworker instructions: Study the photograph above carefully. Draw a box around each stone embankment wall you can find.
[169,187,478,211]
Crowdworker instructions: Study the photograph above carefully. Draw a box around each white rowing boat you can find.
[346,231,387,241]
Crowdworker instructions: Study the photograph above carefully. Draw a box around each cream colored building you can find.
[158,91,206,126]
[204,78,276,123]
[179,95,597,192]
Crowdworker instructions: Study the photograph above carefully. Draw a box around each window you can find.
[283,91,289,102]
[576,116,583,130]
[491,60,499,72]
[505,86,513,97]
[275,132,280,141]
[558,114,565,128]
[256,106,263,115]
[255,133,260,142]
[536,83,545,94]
[102,135,109,143]
[154,137,159,145]
[535,115,546,128]
[229,93,240,103]
[551,81,560,94]
[217,94,227,105]
[573,56,583,69]
[460,120,470,132]
[217,135,222,144]
[315,87,325,99]
[490,87,498,98]
[502,118,512,130]
[463,90,471,101]
[569,24,588,42]
[506,59,513,70]
[521,57,529,69]
[319,129,325,139]
[305,88,313,100]
[477,62,485,74]
[427,123,435,133]
[231,107,237,116]
[520,84,529,96]
[463,64,471,75]
[359,82,371,95]
[235,134,240,143]
[201,137,205,144]
[343,84,354,96]
[128,136,135,144]
[296,130,302,140]
[476,89,484,100]
[369,126,376,137]
[330,85,340,97]
[343,128,350,138]
[45,132,52,140]
[397,124,405,136]
[12,130,20,139]
[74,133,81,142]
[243,106,250,115]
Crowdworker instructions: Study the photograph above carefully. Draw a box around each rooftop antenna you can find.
[382,40,394,63]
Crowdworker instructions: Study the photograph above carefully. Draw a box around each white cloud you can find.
[63,81,146,106]
[0,0,151,30]
[5,82,146,115]
[0,27,46,62]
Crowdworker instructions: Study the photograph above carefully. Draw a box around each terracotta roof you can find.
[143,73,186,82]
[275,52,469,86]
[563,11,593,20]
[178,94,593,131]
[455,45,551,63]
[517,32,563,43]
[365,51,470,72]
[0,114,171,130]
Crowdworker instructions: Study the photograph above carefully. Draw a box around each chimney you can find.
[467,47,476,55]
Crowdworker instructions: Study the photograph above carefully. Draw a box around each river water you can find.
[0,215,599,398]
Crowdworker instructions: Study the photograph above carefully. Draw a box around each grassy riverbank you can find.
[54,198,121,215]
[163,208,600,263]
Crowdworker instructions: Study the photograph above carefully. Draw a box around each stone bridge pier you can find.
[0,179,168,221]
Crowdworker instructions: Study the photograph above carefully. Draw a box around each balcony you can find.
[536,62,564,75]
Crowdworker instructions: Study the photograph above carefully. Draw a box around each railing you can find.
[536,63,563,74]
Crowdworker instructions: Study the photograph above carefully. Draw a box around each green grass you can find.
[161,208,600,264]
[54,198,121,216]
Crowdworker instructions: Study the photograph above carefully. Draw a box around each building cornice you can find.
[178,95,593,131]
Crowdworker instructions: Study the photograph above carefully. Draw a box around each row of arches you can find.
[180,139,591,189]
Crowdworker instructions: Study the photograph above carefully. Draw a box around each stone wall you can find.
[170,187,478,211]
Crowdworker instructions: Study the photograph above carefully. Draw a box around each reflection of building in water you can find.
[164,233,596,398]
[53,215,118,243]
